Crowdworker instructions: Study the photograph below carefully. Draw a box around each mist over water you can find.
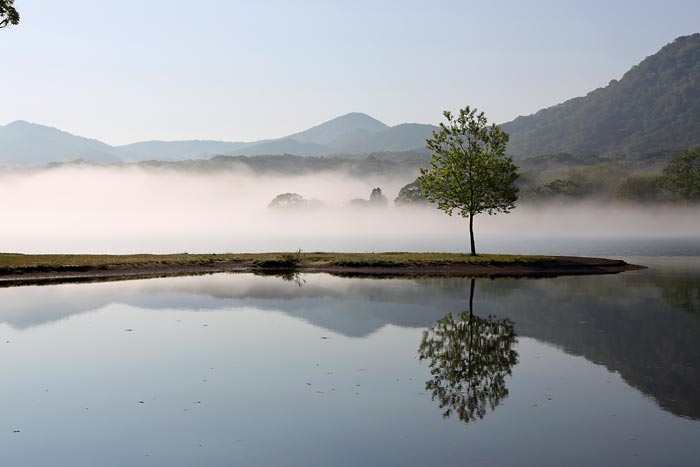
[1,166,699,255]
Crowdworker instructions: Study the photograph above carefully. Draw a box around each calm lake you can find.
[1,255,699,466]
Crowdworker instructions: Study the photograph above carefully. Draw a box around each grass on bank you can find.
[0,252,554,275]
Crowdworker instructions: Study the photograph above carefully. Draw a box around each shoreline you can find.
[0,253,645,287]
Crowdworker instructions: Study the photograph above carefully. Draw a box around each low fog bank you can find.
[0,166,698,255]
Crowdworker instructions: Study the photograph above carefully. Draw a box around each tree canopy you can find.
[418,106,518,255]
[658,149,700,202]
[267,192,324,210]
[0,0,19,28]
[394,179,429,206]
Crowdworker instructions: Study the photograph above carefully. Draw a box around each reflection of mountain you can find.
[1,263,699,420]
[485,276,700,421]
[621,265,700,316]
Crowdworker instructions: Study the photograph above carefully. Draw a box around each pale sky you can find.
[2,0,699,145]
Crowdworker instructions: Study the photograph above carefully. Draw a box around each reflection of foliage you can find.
[253,270,306,287]
[419,311,518,423]
[658,276,700,314]
[625,268,700,315]
[278,271,306,287]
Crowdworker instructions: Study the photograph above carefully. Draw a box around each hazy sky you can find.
[1,0,699,145]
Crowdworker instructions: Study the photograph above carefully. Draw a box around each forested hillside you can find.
[503,34,700,157]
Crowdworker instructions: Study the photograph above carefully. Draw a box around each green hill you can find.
[503,34,700,158]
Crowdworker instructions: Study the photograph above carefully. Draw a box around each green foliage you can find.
[566,160,629,194]
[503,34,700,158]
[394,179,429,206]
[525,178,591,201]
[615,174,663,202]
[418,106,519,254]
[420,107,518,217]
[517,153,677,203]
[658,149,700,202]
[0,0,19,28]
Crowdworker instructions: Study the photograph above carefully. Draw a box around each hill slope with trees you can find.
[503,34,700,158]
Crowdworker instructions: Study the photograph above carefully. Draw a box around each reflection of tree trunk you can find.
[465,278,476,413]
[469,213,476,256]
[469,278,475,316]
[466,303,475,402]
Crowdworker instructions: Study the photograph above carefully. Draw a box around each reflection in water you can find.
[657,276,699,315]
[418,280,518,423]
[254,270,306,287]
[1,262,700,466]
[0,259,698,420]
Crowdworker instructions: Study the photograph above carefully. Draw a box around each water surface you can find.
[1,257,698,466]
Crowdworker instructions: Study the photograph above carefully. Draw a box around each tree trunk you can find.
[469,213,477,256]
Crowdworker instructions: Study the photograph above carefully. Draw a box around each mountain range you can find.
[2,33,699,166]
[0,113,439,166]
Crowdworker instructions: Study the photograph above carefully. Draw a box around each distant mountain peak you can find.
[3,120,56,132]
[5,120,33,127]
[287,112,389,146]
[330,112,387,124]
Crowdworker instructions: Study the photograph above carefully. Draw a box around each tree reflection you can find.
[660,276,699,314]
[418,279,518,423]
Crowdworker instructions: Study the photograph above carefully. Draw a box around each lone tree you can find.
[418,106,518,255]
[0,0,19,29]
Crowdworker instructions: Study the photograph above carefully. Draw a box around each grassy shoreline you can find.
[0,252,643,287]
[0,252,563,271]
